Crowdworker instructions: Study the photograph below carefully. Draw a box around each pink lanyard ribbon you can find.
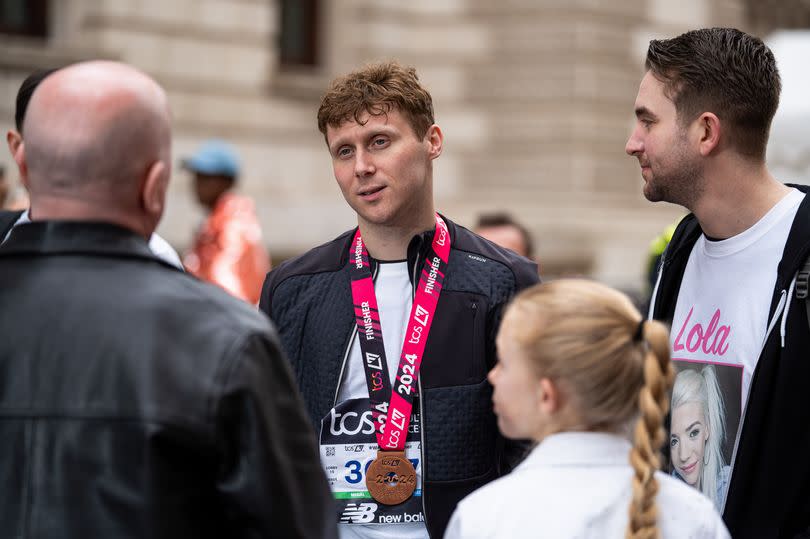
[349,214,451,450]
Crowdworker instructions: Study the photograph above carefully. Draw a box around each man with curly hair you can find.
[260,61,538,538]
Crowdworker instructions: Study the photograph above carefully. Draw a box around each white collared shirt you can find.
[444,432,729,539]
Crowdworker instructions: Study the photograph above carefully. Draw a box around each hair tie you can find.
[633,319,646,343]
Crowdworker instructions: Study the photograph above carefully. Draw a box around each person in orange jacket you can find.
[182,140,270,304]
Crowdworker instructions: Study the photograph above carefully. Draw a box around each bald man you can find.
[0,61,336,539]
[1,67,182,267]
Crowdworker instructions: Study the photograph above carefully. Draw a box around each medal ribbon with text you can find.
[349,214,451,451]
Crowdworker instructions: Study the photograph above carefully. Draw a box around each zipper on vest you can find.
[333,263,379,406]
[418,372,429,534]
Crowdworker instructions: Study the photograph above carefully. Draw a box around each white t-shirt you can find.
[445,432,730,539]
[327,261,428,539]
[337,261,413,403]
[668,188,804,509]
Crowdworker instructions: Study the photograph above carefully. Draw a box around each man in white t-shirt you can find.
[627,28,810,538]
[260,62,538,538]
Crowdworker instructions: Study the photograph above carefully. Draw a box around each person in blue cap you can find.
[182,139,270,304]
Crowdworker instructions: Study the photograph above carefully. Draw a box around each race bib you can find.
[320,397,425,525]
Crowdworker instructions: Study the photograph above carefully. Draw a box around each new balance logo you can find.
[340,502,379,524]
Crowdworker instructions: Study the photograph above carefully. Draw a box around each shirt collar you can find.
[16,208,30,225]
[1,208,29,244]
[519,431,632,470]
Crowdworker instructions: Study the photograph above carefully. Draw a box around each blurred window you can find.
[279,0,319,67]
[0,0,48,38]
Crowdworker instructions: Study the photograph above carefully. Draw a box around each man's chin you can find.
[642,183,665,203]
[355,207,396,228]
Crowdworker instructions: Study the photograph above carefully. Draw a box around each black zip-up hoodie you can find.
[260,215,539,538]
[650,184,810,539]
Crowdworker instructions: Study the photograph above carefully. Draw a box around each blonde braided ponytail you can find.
[626,320,675,539]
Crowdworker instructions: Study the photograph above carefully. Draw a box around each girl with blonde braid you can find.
[444,280,729,539]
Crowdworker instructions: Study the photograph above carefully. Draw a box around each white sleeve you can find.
[714,514,732,539]
[443,508,465,539]
[691,500,731,539]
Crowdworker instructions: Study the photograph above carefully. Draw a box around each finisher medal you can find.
[365,450,417,505]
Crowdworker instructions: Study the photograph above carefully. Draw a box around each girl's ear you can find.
[538,377,560,414]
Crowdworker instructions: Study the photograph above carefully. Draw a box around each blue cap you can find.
[182,139,240,178]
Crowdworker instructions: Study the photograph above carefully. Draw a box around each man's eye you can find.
[337,147,352,158]
[372,137,388,147]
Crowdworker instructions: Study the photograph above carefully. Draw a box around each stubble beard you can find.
[644,148,705,211]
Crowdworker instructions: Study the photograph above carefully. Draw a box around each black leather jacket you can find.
[260,216,539,537]
[0,221,337,539]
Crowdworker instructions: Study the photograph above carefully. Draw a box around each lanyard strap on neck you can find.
[349,214,451,450]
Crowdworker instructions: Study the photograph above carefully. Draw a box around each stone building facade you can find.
[0,0,793,292]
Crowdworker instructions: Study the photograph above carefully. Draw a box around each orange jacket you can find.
[184,193,270,304]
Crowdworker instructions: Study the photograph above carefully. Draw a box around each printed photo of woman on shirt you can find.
[669,363,740,510]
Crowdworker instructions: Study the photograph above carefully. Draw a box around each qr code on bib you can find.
[325,446,336,457]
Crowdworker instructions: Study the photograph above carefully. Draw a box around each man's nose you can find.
[354,149,375,178]
[625,127,643,156]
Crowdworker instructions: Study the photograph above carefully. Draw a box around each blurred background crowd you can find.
[1,0,808,300]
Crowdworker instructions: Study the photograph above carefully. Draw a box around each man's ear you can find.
[12,138,29,189]
[141,160,168,219]
[7,129,22,159]
[425,124,443,160]
[695,112,721,157]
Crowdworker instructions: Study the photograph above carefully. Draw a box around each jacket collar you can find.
[0,220,166,265]
[519,432,631,470]
[338,213,458,275]
[775,184,810,288]
[405,213,456,280]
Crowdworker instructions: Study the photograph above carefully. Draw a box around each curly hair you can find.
[317,61,434,142]
[502,280,674,539]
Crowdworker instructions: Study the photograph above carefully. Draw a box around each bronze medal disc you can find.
[365,450,417,505]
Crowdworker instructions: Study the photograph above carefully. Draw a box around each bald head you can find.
[21,61,171,235]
